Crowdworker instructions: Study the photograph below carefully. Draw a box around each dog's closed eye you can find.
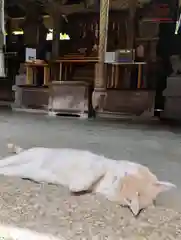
[125,192,140,204]
[125,198,131,204]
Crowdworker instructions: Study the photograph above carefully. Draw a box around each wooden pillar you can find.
[126,0,137,49]
[47,2,62,81]
[0,0,5,77]
[51,13,62,81]
[92,0,110,112]
[52,13,62,59]
[23,3,42,48]
[0,0,5,47]
[6,18,13,46]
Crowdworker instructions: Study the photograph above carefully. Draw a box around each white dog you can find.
[1,143,176,215]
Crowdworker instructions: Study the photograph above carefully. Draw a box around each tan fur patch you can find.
[113,166,162,215]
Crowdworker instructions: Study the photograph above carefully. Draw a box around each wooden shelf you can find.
[140,18,173,23]
[136,37,159,42]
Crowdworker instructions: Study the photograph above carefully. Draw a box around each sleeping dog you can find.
[4,143,176,216]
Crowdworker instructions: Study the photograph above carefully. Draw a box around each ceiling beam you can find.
[5,0,136,16]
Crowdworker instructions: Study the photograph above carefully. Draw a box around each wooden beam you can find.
[0,0,5,77]
[6,0,130,16]
[92,0,109,112]
[44,1,62,60]
[126,0,137,49]
[51,14,62,59]
[95,0,109,89]
[0,0,5,46]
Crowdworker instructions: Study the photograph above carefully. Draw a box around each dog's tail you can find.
[7,143,23,154]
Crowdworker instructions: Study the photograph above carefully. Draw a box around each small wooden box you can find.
[115,49,135,63]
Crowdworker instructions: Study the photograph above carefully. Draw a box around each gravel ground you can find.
[0,175,181,239]
[1,111,181,238]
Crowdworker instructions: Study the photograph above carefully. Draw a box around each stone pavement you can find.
[0,110,181,211]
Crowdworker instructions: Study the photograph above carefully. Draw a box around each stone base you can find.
[93,89,155,117]
[13,85,49,110]
[12,84,155,119]
[48,81,93,117]
[162,76,181,120]
[92,89,107,112]
[161,97,181,120]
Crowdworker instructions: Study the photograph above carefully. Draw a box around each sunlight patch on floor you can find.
[0,225,62,240]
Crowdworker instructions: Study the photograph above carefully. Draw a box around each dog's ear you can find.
[154,181,176,193]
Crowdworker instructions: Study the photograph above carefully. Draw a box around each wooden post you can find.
[47,1,63,81]
[23,3,42,47]
[6,18,12,47]
[126,0,137,90]
[0,0,5,77]
[52,13,62,59]
[92,0,109,112]
[51,13,62,81]
[127,0,137,49]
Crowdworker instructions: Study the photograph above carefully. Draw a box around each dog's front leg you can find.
[69,173,105,193]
